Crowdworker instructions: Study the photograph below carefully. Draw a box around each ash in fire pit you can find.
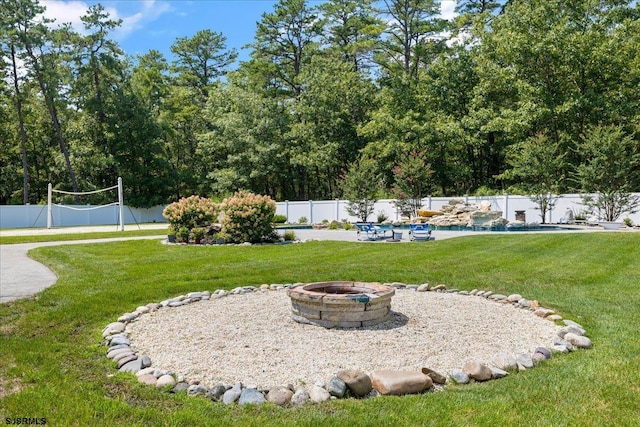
[287,281,395,328]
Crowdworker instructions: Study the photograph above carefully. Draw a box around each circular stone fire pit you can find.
[287,281,395,328]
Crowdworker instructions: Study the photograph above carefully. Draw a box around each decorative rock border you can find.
[102,282,592,406]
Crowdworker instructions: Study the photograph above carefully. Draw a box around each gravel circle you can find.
[127,290,560,389]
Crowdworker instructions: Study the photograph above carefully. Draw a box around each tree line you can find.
[1,0,639,208]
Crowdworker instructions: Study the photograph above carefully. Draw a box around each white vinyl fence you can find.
[2,194,640,229]
[275,194,640,225]
[0,204,166,229]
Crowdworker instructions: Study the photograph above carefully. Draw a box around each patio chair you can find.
[409,223,432,241]
[355,223,392,241]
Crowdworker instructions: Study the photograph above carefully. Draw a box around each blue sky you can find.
[40,0,457,63]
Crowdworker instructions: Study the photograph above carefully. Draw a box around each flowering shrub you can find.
[162,196,220,230]
[220,191,277,243]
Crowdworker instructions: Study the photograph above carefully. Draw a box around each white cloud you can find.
[40,0,172,40]
[40,1,91,33]
[440,0,457,21]
[116,1,173,40]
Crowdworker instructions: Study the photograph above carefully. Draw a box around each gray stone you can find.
[532,353,546,364]
[534,347,552,360]
[106,344,129,354]
[135,305,150,314]
[554,337,574,351]
[492,353,517,371]
[417,284,430,292]
[118,358,143,373]
[238,388,266,405]
[117,313,138,323]
[506,294,522,303]
[450,369,469,384]
[107,347,133,360]
[327,377,347,398]
[308,385,331,403]
[421,367,447,385]
[552,344,570,353]
[489,366,509,379]
[156,374,176,388]
[116,355,138,369]
[112,350,136,363]
[267,386,294,406]
[518,299,532,308]
[291,388,310,405]
[109,335,131,346]
[462,361,492,381]
[102,322,126,337]
[563,319,585,330]
[140,355,152,368]
[223,383,242,405]
[188,384,208,396]
[336,369,372,397]
[171,382,190,393]
[207,384,227,402]
[564,333,592,349]
[558,325,585,338]
[516,353,534,369]
[135,367,155,377]
[370,370,433,395]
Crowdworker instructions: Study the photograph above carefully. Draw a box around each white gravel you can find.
[127,290,560,389]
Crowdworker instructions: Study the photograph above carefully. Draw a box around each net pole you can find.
[47,183,52,229]
[118,177,124,231]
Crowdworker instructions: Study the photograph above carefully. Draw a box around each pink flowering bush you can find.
[162,196,220,231]
[220,191,277,243]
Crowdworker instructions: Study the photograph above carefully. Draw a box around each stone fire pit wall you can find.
[287,281,395,328]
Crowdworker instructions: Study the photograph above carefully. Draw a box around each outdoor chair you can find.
[409,224,432,241]
[356,223,393,241]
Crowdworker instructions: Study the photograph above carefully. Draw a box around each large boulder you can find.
[462,361,492,381]
[370,370,433,396]
[336,370,372,397]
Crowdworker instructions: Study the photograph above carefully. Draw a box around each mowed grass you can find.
[1,233,639,426]
[0,228,165,245]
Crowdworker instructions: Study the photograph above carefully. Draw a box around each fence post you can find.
[335,199,340,221]
[285,200,289,223]
[503,193,509,220]
[309,200,313,224]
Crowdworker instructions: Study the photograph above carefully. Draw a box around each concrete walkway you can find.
[0,236,165,303]
[0,224,606,304]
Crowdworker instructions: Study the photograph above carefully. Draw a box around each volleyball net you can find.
[47,177,124,230]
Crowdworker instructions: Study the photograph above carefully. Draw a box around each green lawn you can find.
[1,233,639,426]
[0,229,165,245]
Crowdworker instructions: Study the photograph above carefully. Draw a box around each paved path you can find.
[0,224,606,304]
[0,236,165,303]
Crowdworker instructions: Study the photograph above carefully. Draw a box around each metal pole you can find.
[118,177,124,231]
[47,183,52,229]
